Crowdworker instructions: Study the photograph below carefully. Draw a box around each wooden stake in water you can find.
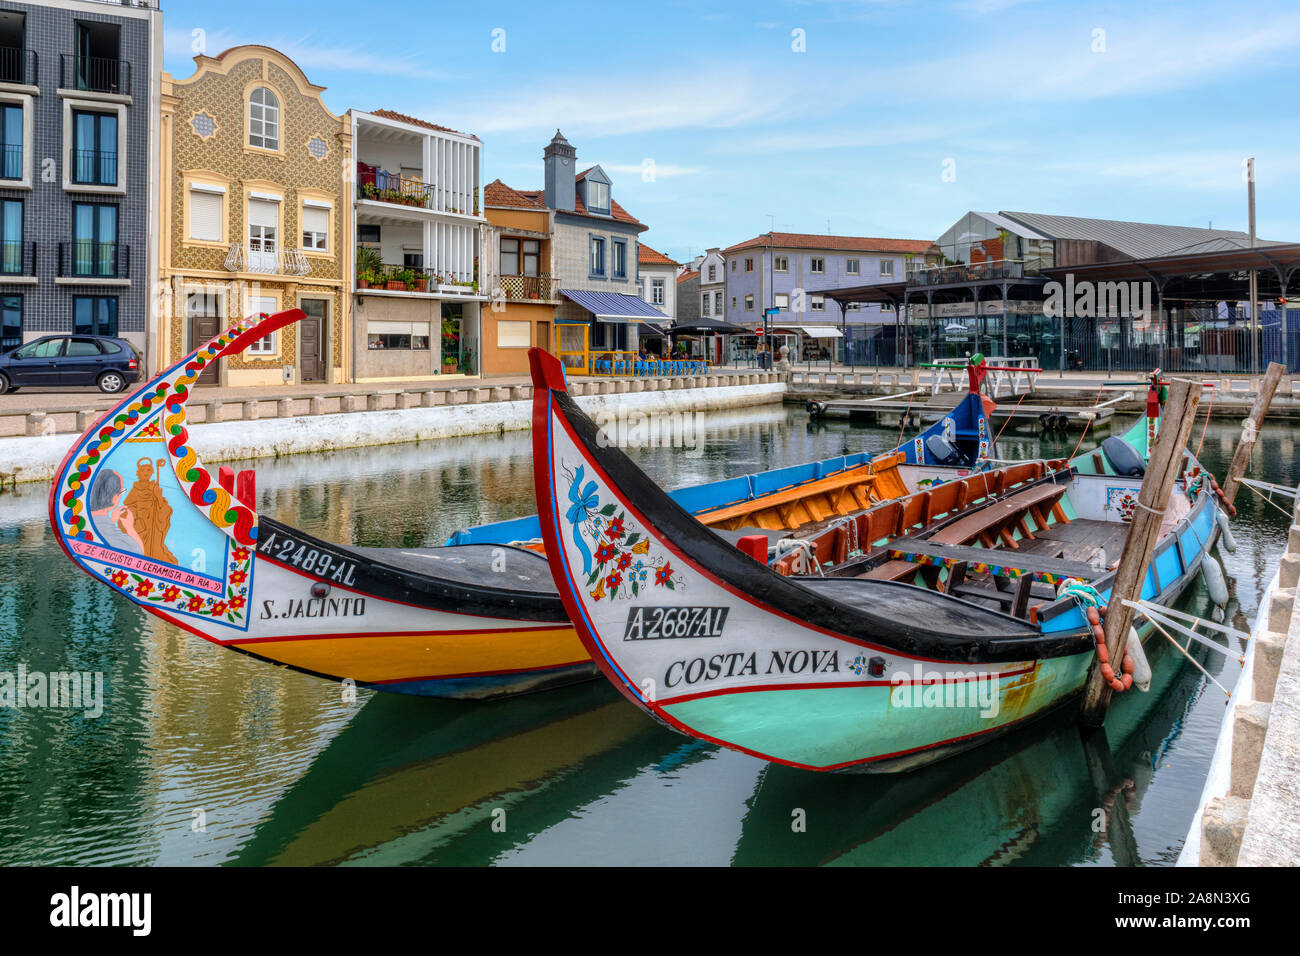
[1079,378,1201,728]
[1220,361,1284,509]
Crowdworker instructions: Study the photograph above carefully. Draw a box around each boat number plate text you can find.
[624,606,729,641]
[258,531,358,586]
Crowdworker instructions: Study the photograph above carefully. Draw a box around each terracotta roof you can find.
[638,242,677,266]
[370,109,479,141]
[677,268,699,284]
[483,179,546,210]
[722,232,934,255]
[515,188,646,231]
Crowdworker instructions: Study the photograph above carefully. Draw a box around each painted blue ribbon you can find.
[565,466,599,575]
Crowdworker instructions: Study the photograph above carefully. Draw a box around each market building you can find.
[1,0,163,363]
[157,44,350,386]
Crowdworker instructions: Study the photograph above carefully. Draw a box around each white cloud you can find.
[162,27,445,81]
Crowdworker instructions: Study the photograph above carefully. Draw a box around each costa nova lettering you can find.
[664,648,840,688]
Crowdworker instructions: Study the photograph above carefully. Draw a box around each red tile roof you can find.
[515,188,646,231]
[677,268,699,284]
[370,109,479,141]
[483,179,546,210]
[638,242,677,266]
[722,232,935,255]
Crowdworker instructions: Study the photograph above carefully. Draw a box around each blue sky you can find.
[162,0,1300,264]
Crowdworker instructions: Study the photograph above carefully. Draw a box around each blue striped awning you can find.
[560,289,668,323]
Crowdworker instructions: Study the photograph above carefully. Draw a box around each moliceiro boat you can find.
[48,309,1004,700]
[527,348,1224,772]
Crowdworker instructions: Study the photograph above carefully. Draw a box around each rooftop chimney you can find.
[543,129,576,212]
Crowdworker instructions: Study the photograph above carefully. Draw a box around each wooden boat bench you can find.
[696,465,881,531]
[927,483,1069,550]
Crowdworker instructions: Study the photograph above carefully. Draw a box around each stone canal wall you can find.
[0,374,786,485]
[1181,494,1300,866]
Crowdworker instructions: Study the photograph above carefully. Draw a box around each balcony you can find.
[70,149,118,187]
[356,163,479,217]
[1,144,21,182]
[356,262,479,296]
[907,258,1031,287]
[60,54,131,96]
[0,241,35,278]
[495,274,558,302]
[58,241,129,280]
[0,48,37,87]
[224,243,311,276]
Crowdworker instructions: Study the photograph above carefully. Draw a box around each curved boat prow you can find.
[48,309,304,632]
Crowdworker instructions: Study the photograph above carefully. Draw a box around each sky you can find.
[161,0,1300,264]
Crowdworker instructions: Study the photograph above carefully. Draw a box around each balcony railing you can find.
[1,144,22,182]
[495,274,558,301]
[0,48,37,86]
[60,54,131,96]
[907,258,1036,287]
[356,163,478,216]
[58,241,129,279]
[224,243,311,276]
[70,149,117,187]
[356,262,478,293]
[0,240,35,278]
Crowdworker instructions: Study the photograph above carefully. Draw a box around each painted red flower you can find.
[655,563,674,586]
[162,586,181,602]
[595,542,617,564]
[617,552,632,570]
[134,581,153,598]
[229,570,248,585]
[606,572,622,590]
[605,517,625,539]
[231,548,250,562]
[228,596,246,610]
[109,570,129,588]
[210,602,228,617]
[186,596,205,612]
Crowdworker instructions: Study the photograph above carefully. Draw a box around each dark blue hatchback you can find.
[0,335,141,395]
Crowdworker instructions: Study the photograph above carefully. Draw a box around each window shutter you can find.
[302,205,329,236]
[249,199,278,228]
[189,190,222,242]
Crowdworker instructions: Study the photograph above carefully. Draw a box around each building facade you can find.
[480,177,557,376]
[697,247,725,323]
[675,266,699,325]
[637,242,677,319]
[350,108,485,381]
[157,45,350,386]
[0,0,162,362]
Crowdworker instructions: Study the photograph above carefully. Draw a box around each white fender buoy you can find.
[1216,510,1237,554]
[1127,627,1151,693]
[1202,554,1229,607]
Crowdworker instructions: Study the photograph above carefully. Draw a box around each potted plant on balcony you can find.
[458,347,475,375]
[356,245,383,289]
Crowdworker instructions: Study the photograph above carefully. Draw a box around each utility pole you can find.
[1247,157,1259,373]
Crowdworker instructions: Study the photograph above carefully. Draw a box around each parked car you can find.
[0,335,141,395]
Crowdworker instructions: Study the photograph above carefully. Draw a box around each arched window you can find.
[248,87,279,150]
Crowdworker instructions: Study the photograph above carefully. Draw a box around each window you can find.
[587,181,609,212]
[500,238,519,275]
[774,293,789,310]
[13,337,60,359]
[708,264,717,281]
[1,200,21,274]
[0,103,22,181]
[248,198,278,271]
[731,296,737,309]
[358,224,380,245]
[744,258,754,272]
[774,255,789,272]
[651,279,665,305]
[846,302,862,312]
[187,184,224,243]
[367,320,430,350]
[846,258,860,275]
[810,257,825,273]
[403,253,423,269]
[745,294,754,311]
[810,295,825,312]
[497,319,530,348]
[714,291,723,315]
[589,237,605,276]
[73,296,117,337]
[701,293,711,316]
[65,338,103,356]
[71,203,117,276]
[246,295,277,353]
[612,239,627,278]
[248,87,279,150]
[72,111,117,186]
[730,260,736,271]
[880,259,895,277]
[0,295,21,352]
[301,202,330,252]
[881,301,894,311]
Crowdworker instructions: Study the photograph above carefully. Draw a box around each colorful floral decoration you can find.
[848,655,869,677]
[563,463,683,602]
[91,539,252,625]
[1106,486,1138,522]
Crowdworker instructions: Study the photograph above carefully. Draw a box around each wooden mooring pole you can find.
[1219,361,1284,509]
[1079,378,1201,727]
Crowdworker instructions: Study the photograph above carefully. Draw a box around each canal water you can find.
[0,405,1292,866]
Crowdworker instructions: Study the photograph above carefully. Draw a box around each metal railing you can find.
[0,240,35,277]
[495,274,557,301]
[58,241,129,279]
[0,48,37,86]
[224,243,311,276]
[70,149,117,186]
[357,166,433,210]
[60,54,131,96]
[356,262,477,292]
[1,144,22,181]
[908,258,1045,287]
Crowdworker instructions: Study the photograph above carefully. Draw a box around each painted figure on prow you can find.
[123,458,177,564]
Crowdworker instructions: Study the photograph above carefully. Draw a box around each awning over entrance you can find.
[774,325,844,338]
[560,289,667,323]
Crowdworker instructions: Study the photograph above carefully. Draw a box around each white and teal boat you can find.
[529,352,1229,773]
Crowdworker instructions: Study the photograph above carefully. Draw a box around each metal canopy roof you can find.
[999,211,1288,260]
[559,289,668,322]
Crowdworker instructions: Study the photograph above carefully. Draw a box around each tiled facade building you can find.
[636,242,677,319]
[0,0,162,360]
[157,45,351,386]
